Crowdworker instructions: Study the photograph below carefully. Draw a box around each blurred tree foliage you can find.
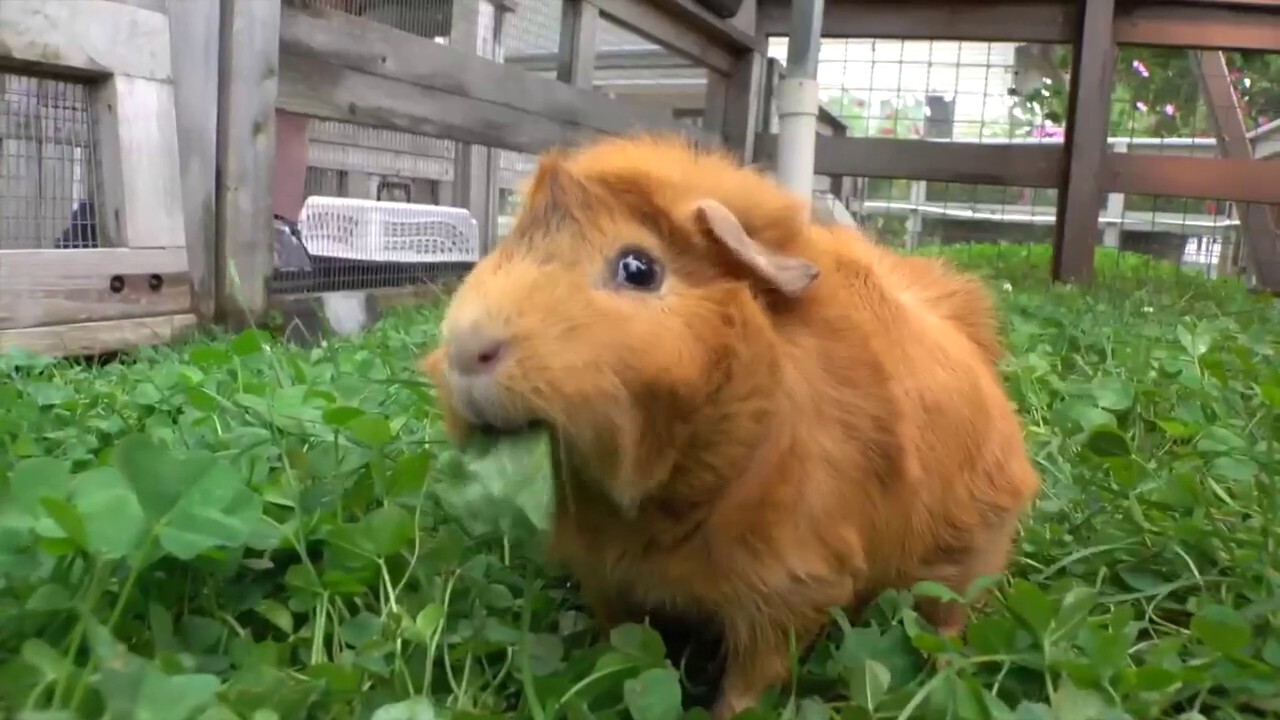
[1017,48,1280,138]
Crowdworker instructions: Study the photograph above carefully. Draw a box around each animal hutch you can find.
[0,0,193,356]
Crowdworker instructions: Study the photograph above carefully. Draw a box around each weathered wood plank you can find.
[1108,154,1280,205]
[90,75,187,249]
[558,0,599,88]
[719,53,765,162]
[1116,4,1280,52]
[0,314,199,357]
[0,0,172,80]
[0,248,191,330]
[215,0,280,325]
[757,0,1279,51]
[1052,0,1116,285]
[590,0,739,74]
[167,0,221,321]
[753,135,1065,188]
[645,0,762,51]
[277,5,712,153]
[756,0,1075,42]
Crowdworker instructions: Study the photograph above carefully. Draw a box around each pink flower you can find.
[1132,59,1149,78]
[1164,103,1176,116]
[1135,101,1148,112]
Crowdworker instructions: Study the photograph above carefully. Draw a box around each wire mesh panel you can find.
[773,35,1280,297]
[774,36,1069,265]
[1100,46,1279,293]
[290,0,455,44]
[502,0,563,63]
[0,72,101,251]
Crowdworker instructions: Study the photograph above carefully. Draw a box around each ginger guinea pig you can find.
[420,134,1041,719]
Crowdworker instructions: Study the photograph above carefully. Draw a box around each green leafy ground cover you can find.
[1,245,1278,720]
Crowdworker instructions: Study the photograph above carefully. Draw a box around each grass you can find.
[1,244,1278,720]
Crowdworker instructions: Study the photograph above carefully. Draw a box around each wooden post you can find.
[215,0,280,326]
[1051,0,1115,285]
[712,51,764,162]
[450,0,495,253]
[167,0,220,322]
[557,0,599,88]
[1192,50,1280,291]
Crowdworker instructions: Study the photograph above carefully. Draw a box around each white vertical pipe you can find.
[775,0,824,204]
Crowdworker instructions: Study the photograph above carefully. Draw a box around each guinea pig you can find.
[420,133,1041,719]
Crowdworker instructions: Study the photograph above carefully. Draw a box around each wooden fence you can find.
[755,0,1280,292]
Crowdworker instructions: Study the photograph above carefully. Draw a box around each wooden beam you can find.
[645,0,763,51]
[756,0,1076,43]
[277,5,712,154]
[90,75,187,250]
[167,0,221,322]
[718,53,766,162]
[1193,50,1280,291]
[589,0,740,74]
[1052,0,1117,285]
[1115,4,1280,52]
[448,0,494,253]
[215,0,280,325]
[508,47,694,73]
[0,0,172,80]
[757,0,1280,51]
[0,314,199,357]
[753,135,1065,188]
[558,0,600,88]
[1107,154,1280,205]
[0,248,191,331]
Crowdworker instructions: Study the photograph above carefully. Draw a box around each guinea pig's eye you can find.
[612,247,663,291]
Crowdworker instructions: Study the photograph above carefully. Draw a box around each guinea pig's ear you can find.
[691,199,819,298]
[518,150,594,228]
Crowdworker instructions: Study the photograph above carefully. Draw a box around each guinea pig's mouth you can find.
[473,417,549,439]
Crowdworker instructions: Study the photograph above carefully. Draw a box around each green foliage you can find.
[2,246,1279,719]
[1017,48,1280,137]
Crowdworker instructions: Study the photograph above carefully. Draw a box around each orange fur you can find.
[420,133,1041,718]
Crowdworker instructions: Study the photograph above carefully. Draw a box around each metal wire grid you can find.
[289,0,456,44]
[1100,47,1279,292]
[501,0,563,62]
[775,36,1062,266]
[0,72,101,251]
[778,36,1279,296]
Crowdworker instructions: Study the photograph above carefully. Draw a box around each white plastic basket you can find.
[298,196,481,263]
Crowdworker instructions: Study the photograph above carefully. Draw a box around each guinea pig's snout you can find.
[446,324,507,377]
[441,321,531,432]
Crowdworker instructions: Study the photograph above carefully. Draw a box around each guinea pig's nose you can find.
[446,325,507,376]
